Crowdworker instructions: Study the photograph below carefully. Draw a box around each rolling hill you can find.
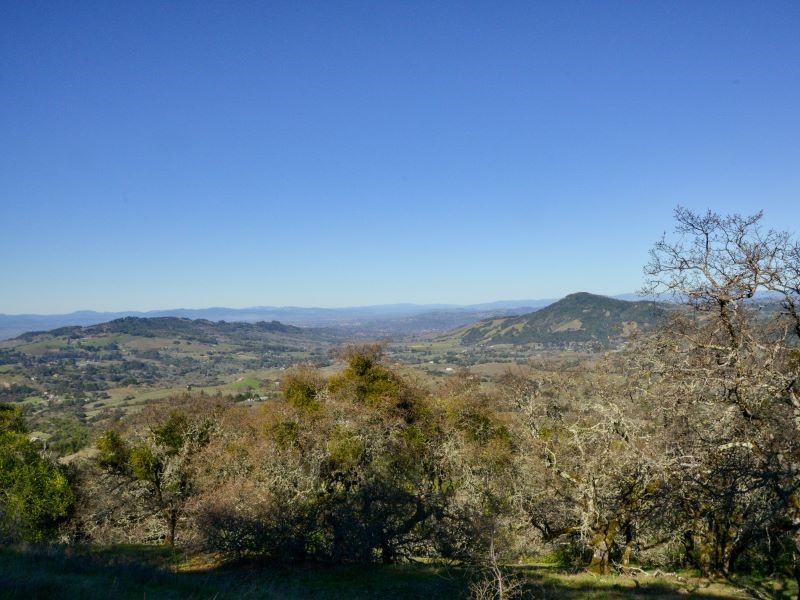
[446,292,669,348]
[0,316,342,455]
[0,316,337,408]
[16,316,306,344]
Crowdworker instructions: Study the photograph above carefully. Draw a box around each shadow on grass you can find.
[0,545,467,600]
[0,545,788,599]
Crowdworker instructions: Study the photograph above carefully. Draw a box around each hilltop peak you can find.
[448,292,668,349]
[562,292,624,302]
[562,291,606,300]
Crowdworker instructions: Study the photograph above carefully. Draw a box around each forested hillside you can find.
[449,292,668,349]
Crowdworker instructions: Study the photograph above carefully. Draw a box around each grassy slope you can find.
[0,545,786,599]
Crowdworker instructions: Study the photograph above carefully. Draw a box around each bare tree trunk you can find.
[490,537,505,600]
[720,535,736,577]
[726,542,743,576]
[621,524,634,568]
[684,531,713,578]
[165,507,178,546]
[588,536,611,574]
[698,539,713,578]
[588,522,618,575]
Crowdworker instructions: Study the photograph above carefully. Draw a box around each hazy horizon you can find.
[3,2,798,313]
[1,294,577,317]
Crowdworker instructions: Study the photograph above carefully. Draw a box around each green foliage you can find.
[153,411,188,453]
[0,384,37,403]
[329,353,402,406]
[457,406,510,446]
[96,407,217,546]
[348,353,374,377]
[272,420,300,449]
[96,430,131,472]
[0,403,26,434]
[789,347,800,371]
[326,427,365,468]
[0,403,73,542]
[283,376,321,412]
[129,446,159,483]
[197,357,466,564]
[45,415,89,456]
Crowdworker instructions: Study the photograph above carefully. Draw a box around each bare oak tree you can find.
[643,207,800,585]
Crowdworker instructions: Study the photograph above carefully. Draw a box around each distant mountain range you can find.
[0,300,565,340]
[444,292,670,348]
[0,294,671,341]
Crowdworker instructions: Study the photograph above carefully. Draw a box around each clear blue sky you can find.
[2,1,798,313]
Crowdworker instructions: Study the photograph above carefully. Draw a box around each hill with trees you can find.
[447,292,669,348]
[0,317,337,457]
